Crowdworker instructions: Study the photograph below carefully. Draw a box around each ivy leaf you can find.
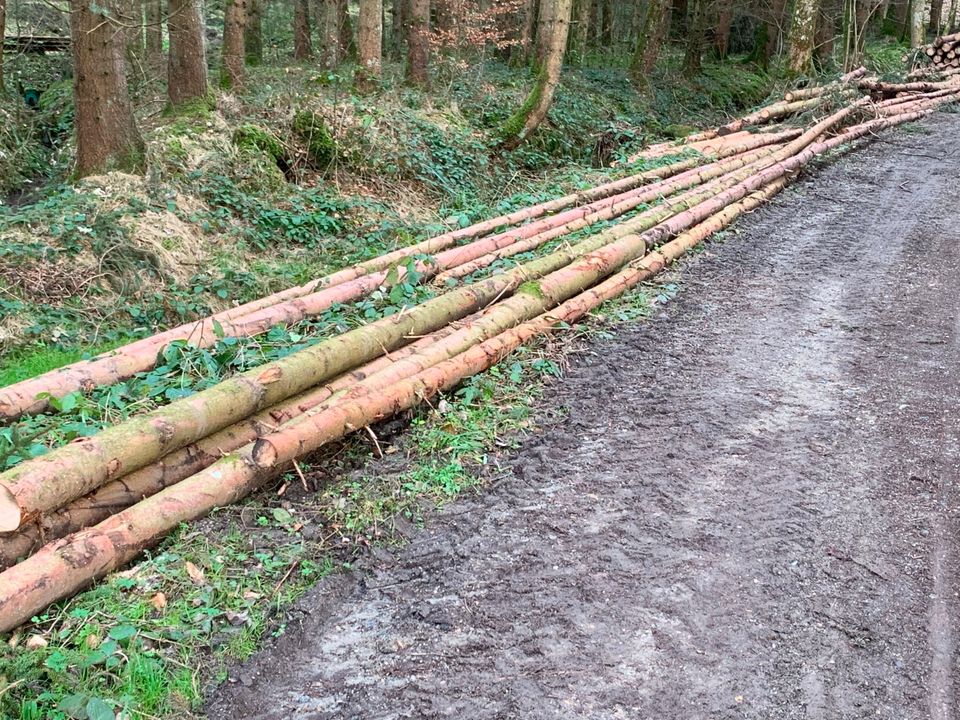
[86,697,115,720]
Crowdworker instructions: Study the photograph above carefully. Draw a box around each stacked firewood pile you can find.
[0,74,958,633]
[910,32,960,78]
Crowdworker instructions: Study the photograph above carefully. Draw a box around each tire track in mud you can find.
[206,112,960,720]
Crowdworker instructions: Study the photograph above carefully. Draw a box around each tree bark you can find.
[245,0,263,64]
[70,0,145,176]
[682,0,707,73]
[145,0,163,68]
[788,0,819,73]
[319,0,342,66]
[910,0,926,45]
[168,0,209,109]
[391,0,404,55]
[815,0,837,65]
[358,0,383,87]
[407,0,429,83]
[930,0,944,32]
[893,0,910,35]
[0,0,5,91]
[221,0,247,89]
[571,0,590,61]
[630,0,669,80]
[502,0,572,148]
[715,0,733,57]
[600,0,613,43]
[294,0,314,59]
[536,0,556,64]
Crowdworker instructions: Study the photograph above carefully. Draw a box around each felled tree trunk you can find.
[502,0,572,148]
[70,0,145,176]
[167,0,209,110]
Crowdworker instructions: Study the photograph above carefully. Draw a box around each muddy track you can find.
[206,112,960,719]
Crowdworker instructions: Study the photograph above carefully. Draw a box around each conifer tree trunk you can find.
[630,0,669,81]
[145,0,163,68]
[600,0,613,43]
[715,0,733,57]
[391,0,404,55]
[294,0,313,58]
[910,0,925,45]
[0,0,5,91]
[502,0,572,148]
[168,0,209,109]
[929,0,944,31]
[407,0,429,83]
[788,0,819,73]
[358,0,383,87]
[71,0,145,176]
[245,0,263,64]
[319,0,342,66]
[682,0,707,73]
[221,0,247,88]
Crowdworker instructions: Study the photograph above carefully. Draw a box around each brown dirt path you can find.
[206,112,960,719]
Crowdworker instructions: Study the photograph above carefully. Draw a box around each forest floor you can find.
[204,112,960,719]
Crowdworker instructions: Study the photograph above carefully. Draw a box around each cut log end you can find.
[251,440,280,468]
[0,489,23,533]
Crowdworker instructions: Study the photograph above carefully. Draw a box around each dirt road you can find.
[206,113,960,719]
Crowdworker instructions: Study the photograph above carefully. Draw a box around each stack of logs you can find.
[0,75,957,634]
[913,32,960,77]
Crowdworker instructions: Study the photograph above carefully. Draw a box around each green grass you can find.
[0,340,133,387]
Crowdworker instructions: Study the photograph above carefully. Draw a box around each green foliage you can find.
[291,110,336,166]
[232,123,287,163]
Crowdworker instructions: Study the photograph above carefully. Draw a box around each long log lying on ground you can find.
[0,107,855,534]
[626,127,800,165]
[1,154,726,421]
[0,175,798,634]
[859,78,960,95]
[0,326,461,567]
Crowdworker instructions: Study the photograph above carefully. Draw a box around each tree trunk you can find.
[630,0,669,80]
[930,0,944,31]
[715,0,733,57]
[682,0,707,73]
[0,0,5,91]
[70,0,145,176]
[168,0,209,109]
[391,0,404,55]
[502,0,573,148]
[146,0,163,68]
[407,0,429,83]
[319,0,342,66]
[294,0,313,59]
[910,0,926,44]
[358,0,383,87]
[948,0,959,30]
[571,0,590,61]
[221,0,247,89]
[245,0,263,64]
[600,0,613,43]
[788,0,819,73]
[536,0,556,64]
